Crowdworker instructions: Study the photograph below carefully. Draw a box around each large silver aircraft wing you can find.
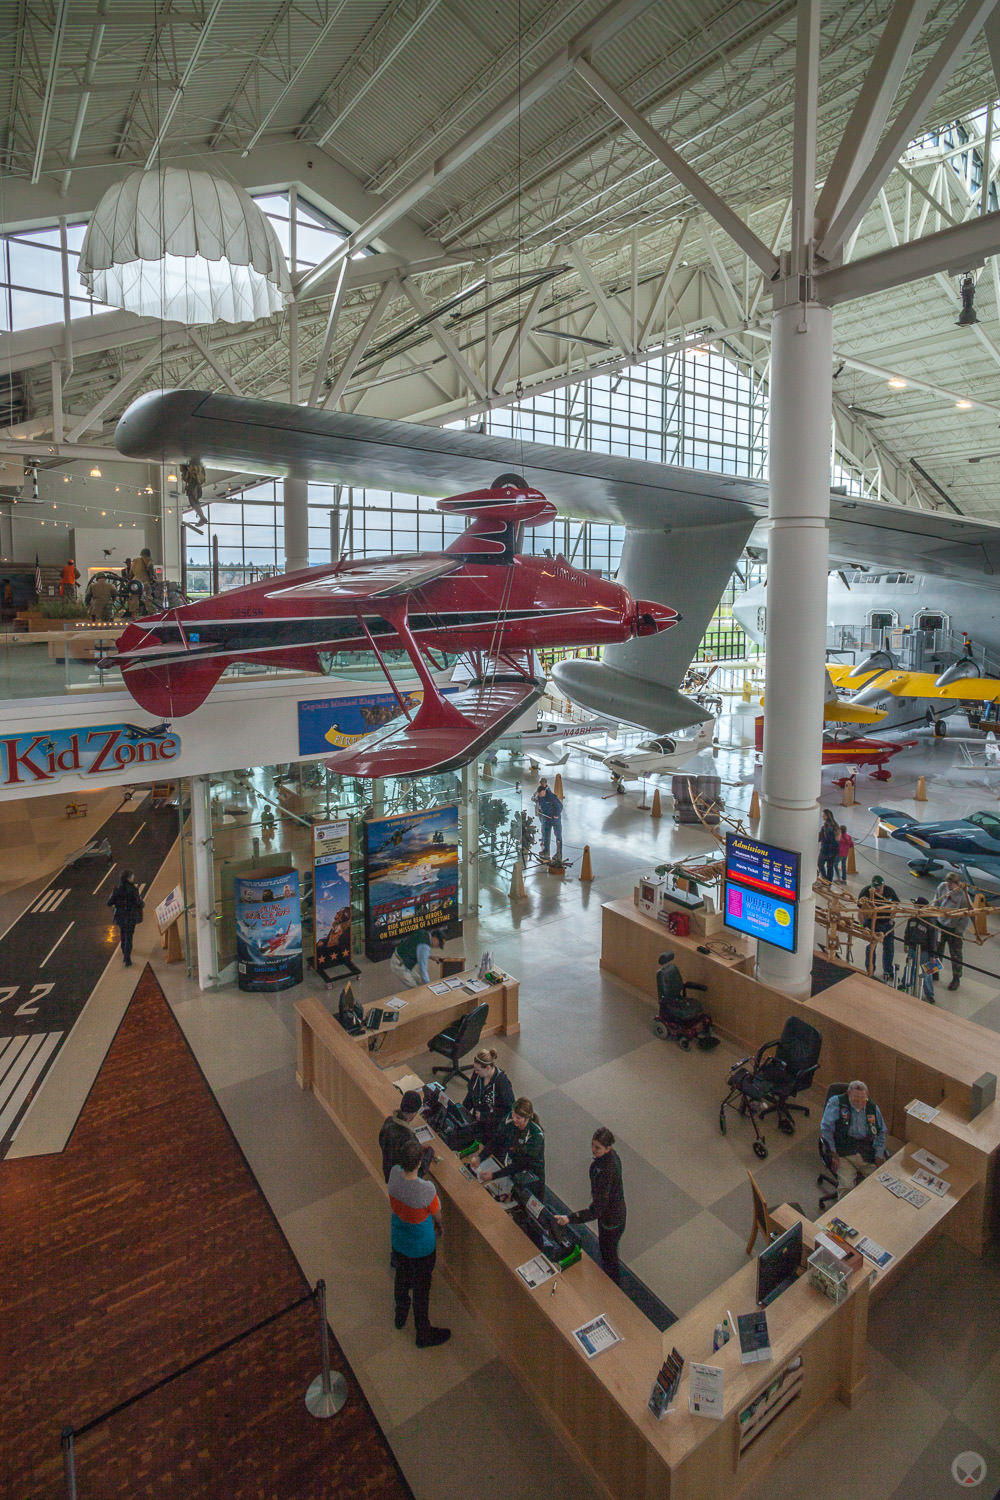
[116,388,1000,731]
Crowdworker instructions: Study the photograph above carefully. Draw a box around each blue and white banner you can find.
[235,869,303,991]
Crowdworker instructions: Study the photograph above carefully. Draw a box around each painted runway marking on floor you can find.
[48,888,70,912]
[32,888,69,913]
[128,821,147,846]
[40,922,74,970]
[92,863,117,894]
[0,1031,62,1141]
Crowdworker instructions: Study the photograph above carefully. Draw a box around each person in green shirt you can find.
[470,1098,545,1192]
[390,927,445,988]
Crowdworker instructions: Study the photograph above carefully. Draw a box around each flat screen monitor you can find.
[724,880,798,952]
[757,1221,803,1307]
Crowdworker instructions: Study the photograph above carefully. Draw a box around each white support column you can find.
[189,774,219,991]
[461,760,480,918]
[757,297,833,996]
[283,476,309,573]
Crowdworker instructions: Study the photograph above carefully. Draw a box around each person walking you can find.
[934,871,973,991]
[107,868,144,967]
[817,809,839,883]
[387,1138,450,1347]
[836,824,854,883]
[554,1126,627,1284]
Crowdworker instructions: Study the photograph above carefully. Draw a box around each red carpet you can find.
[1,965,412,1499]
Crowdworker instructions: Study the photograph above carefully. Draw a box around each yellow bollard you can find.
[915,775,927,802]
[651,788,662,818]
[554,772,564,800]
[509,860,526,901]
[973,891,989,938]
[842,778,855,806]
[579,844,594,881]
[749,788,760,820]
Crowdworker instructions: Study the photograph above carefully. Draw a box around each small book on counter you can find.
[737,1311,772,1364]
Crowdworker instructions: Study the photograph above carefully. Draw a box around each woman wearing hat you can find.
[379,1090,429,1182]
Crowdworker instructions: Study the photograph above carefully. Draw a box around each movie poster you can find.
[313,820,352,972]
[234,869,303,991]
[363,805,460,961]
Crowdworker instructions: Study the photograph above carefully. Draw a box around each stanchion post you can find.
[61,1425,77,1500]
[305,1280,348,1418]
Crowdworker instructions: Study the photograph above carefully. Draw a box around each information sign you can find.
[724,882,798,952]
[724,834,799,901]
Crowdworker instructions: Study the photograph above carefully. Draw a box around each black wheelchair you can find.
[718,1016,822,1158]
[653,952,718,1050]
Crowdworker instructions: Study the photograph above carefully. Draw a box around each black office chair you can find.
[719,1016,823,1159]
[428,1003,490,1085]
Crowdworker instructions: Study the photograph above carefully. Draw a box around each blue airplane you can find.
[870,805,1000,885]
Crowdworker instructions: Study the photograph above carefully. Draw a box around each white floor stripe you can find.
[39,921,74,970]
[128,821,146,846]
[33,889,63,914]
[92,863,117,894]
[49,888,71,912]
[0,1033,29,1081]
[0,1032,62,1139]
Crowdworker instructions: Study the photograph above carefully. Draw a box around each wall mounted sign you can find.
[363,805,460,962]
[0,721,180,788]
[723,833,800,952]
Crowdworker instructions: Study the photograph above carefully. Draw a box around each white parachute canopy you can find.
[79,167,291,325]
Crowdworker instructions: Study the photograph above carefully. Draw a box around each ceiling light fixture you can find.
[90,466,102,478]
[956,399,973,410]
[78,167,291,325]
[887,378,908,389]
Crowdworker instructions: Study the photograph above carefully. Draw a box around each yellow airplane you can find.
[826,656,1000,732]
[759,669,887,724]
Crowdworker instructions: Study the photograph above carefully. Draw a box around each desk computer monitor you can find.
[757,1220,802,1306]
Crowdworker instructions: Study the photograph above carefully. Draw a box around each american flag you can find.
[34,553,42,597]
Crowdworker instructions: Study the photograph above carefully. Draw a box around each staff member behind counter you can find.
[390,927,446,988]
[468,1098,545,1191]
[555,1127,627,1284]
[462,1047,514,1138]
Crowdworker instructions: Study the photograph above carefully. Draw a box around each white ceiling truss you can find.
[2,1,1000,522]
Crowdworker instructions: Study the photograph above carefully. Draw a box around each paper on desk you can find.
[414,1125,434,1145]
[571,1314,622,1359]
[516,1254,557,1288]
[476,1156,502,1180]
[911,1148,949,1175]
[905,1099,940,1123]
[445,976,467,990]
[464,978,490,994]
[815,1232,848,1259]
[911,1167,949,1196]
[428,982,450,995]
[383,996,407,1010]
[393,1074,424,1095]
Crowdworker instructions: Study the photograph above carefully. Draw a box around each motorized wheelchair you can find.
[718,1016,822,1158]
[652,952,719,1050]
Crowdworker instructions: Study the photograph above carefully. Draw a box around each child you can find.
[837,825,854,882]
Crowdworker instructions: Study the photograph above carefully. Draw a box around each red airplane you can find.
[754,718,915,781]
[107,479,678,777]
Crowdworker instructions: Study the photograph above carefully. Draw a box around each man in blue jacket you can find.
[820,1080,887,1199]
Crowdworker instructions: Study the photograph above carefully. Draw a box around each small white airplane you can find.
[493,709,618,765]
[599,720,715,788]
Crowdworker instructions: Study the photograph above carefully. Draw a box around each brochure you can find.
[428,982,451,996]
[571,1315,622,1358]
[383,996,407,1010]
[905,1098,940,1124]
[475,1156,502,1181]
[515,1254,557,1289]
[911,1167,950,1196]
[688,1362,725,1419]
[464,978,490,994]
[856,1235,893,1270]
[414,1124,434,1145]
[445,976,467,990]
[911,1148,949,1174]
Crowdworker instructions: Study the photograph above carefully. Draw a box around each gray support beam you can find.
[283,476,309,573]
[294,0,658,297]
[31,0,69,184]
[816,207,1000,303]
[638,218,692,346]
[818,0,1000,260]
[188,331,243,397]
[307,260,351,407]
[400,278,488,401]
[322,277,401,410]
[791,0,821,276]
[573,57,779,279]
[568,245,635,357]
[814,0,933,242]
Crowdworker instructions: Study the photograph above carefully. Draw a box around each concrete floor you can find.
[7,716,1000,1500]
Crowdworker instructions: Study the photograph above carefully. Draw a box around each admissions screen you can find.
[723,882,797,952]
[724,834,800,901]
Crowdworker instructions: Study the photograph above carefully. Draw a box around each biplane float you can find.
[105,480,677,778]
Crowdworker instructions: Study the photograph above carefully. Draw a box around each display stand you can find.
[155,886,185,964]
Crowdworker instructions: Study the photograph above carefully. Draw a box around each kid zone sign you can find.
[0,722,180,787]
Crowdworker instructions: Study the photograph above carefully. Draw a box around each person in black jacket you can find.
[461,1048,514,1139]
[107,868,143,967]
[902,896,938,1002]
[554,1126,627,1284]
[469,1098,545,1191]
[378,1091,425,1182]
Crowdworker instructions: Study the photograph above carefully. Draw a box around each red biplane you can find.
[754,717,915,781]
[107,479,678,778]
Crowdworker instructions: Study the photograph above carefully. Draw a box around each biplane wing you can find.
[266,554,463,600]
[325,672,545,777]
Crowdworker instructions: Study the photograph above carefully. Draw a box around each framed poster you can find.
[313,819,352,971]
[234,869,302,991]
[363,805,460,961]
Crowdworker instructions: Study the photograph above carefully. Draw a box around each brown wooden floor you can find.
[1,966,412,1500]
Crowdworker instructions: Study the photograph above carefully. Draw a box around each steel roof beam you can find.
[816,206,1000,303]
[30,0,69,184]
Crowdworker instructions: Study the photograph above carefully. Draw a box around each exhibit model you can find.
[106,476,676,777]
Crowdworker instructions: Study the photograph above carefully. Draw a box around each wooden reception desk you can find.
[601,895,1000,1256]
[294,985,960,1500]
[346,970,519,1065]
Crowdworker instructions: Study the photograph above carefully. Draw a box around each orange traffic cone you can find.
[651,788,662,818]
[749,788,760,820]
[579,844,594,881]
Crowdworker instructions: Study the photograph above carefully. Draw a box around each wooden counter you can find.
[350,971,518,1064]
[295,990,873,1500]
